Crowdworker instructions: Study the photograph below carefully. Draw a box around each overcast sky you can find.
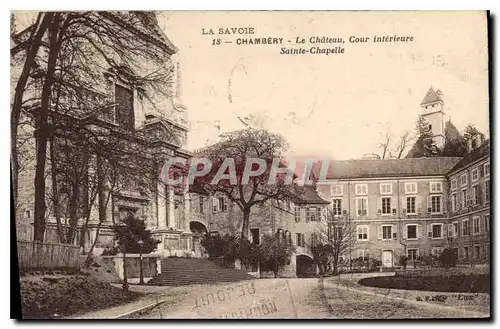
[12,11,489,160]
[159,11,489,159]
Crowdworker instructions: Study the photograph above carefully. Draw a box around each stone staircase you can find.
[147,258,256,286]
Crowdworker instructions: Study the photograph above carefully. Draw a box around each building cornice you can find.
[317,176,447,184]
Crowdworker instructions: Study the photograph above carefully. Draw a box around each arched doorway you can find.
[190,221,208,257]
[296,254,317,278]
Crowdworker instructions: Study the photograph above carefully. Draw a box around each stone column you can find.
[88,154,100,223]
[166,185,175,229]
[183,175,191,231]
[157,181,167,228]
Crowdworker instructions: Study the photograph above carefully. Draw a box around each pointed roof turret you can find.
[420,86,444,106]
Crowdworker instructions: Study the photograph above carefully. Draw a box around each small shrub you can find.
[398,255,408,269]
[439,248,458,268]
[101,246,119,256]
[369,258,382,271]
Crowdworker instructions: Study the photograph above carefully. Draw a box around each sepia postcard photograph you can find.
[10,10,491,320]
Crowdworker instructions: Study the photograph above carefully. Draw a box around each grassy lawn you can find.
[358,274,489,294]
[20,274,141,319]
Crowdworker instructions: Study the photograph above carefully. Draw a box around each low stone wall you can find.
[395,265,489,277]
[17,240,81,272]
[102,253,161,284]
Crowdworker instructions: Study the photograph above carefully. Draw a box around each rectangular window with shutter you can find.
[472,168,479,182]
[407,248,418,261]
[430,182,443,193]
[461,189,468,209]
[332,199,342,216]
[306,207,317,221]
[462,219,470,236]
[451,193,457,212]
[295,233,305,247]
[484,215,489,233]
[294,206,301,222]
[471,185,478,205]
[473,216,480,235]
[331,184,343,196]
[447,223,453,238]
[212,198,219,213]
[199,196,205,214]
[405,182,417,194]
[381,197,391,214]
[430,195,442,213]
[485,180,490,204]
[380,183,393,195]
[356,197,368,216]
[355,184,368,196]
[218,196,227,212]
[431,223,443,239]
[484,163,490,177]
[461,173,468,187]
[451,221,458,237]
[406,224,417,240]
[357,225,369,241]
[381,225,392,240]
[406,197,416,214]
[451,179,457,191]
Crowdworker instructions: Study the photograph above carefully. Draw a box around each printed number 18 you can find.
[212,38,221,46]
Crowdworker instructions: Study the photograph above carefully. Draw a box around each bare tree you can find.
[193,128,304,240]
[363,130,391,159]
[312,207,355,275]
[11,11,175,241]
[11,12,54,209]
[392,131,415,159]
[363,129,414,159]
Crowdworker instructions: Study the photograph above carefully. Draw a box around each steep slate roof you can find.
[405,120,463,158]
[295,185,330,205]
[312,157,462,180]
[420,86,444,106]
[405,140,424,159]
[448,140,490,175]
[444,120,462,141]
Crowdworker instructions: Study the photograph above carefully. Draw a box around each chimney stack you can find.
[467,138,473,153]
[475,133,484,148]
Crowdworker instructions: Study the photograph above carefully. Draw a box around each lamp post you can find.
[118,223,129,292]
[138,239,144,285]
[121,243,129,292]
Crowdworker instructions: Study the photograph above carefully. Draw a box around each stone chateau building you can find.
[13,13,489,277]
[192,87,490,274]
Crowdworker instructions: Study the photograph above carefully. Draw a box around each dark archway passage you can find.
[190,221,208,256]
[190,221,208,235]
[296,254,317,278]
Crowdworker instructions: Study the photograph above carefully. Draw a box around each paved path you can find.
[67,274,490,319]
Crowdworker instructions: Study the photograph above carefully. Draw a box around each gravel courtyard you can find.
[126,274,489,319]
